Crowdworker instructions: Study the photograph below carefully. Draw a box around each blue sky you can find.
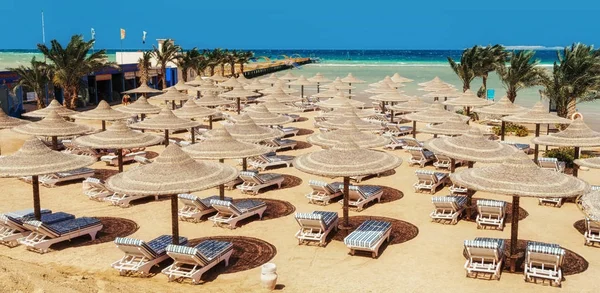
[0,0,599,50]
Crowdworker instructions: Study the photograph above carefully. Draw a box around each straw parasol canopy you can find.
[307,73,331,84]
[116,97,162,116]
[169,79,196,91]
[219,86,260,99]
[308,122,389,149]
[240,104,293,126]
[451,151,589,258]
[316,92,365,109]
[425,128,516,163]
[122,83,164,94]
[402,103,470,124]
[71,100,133,130]
[209,73,229,82]
[129,108,201,146]
[22,99,78,118]
[318,112,382,132]
[260,81,299,94]
[418,76,452,87]
[218,77,243,88]
[224,114,284,142]
[323,78,354,90]
[254,95,299,113]
[279,72,298,81]
[173,98,218,119]
[341,73,365,84]
[236,74,249,84]
[196,82,224,93]
[13,110,94,149]
[287,75,313,86]
[106,144,239,244]
[244,79,269,91]
[422,88,461,98]
[0,137,96,219]
[319,103,376,119]
[185,76,207,86]
[183,128,271,160]
[474,96,527,116]
[574,157,600,169]
[0,108,29,129]
[151,87,192,102]
[194,93,234,107]
[389,97,430,113]
[579,190,600,221]
[368,76,402,89]
[390,73,413,83]
[365,82,400,94]
[294,141,402,227]
[256,88,302,103]
[311,87,345,99]
[369,92,410,103]
[420,115,474,136]
[443,90,493,113]
[259,74,280,85]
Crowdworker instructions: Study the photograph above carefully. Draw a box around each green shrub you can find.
[491,123,529,137]
[514,128,529,137]
[543,147,592,167]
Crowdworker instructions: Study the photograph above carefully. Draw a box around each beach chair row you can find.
[305,180,383,211]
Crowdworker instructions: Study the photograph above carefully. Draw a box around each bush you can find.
[491,123,529,137]
[455,109,479,121]
[514,128,529,137]
[544,147,592,168]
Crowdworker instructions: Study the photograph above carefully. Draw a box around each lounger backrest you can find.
[309,180,336,195]
[435,153,450,163]
[83,177,102,184]
[477,199,505,215]
[210,199,243,216]
[592,185,600,191]
[239,171,263,185]
[114,237,157,259]
[464,238,504,261]
[406,147,425,159]
[166,240,233,267]
[178,193,210,210]
[538,157,558,169]
[347,186,368,201]
[295,212,327,231]
[404,139,422,148]
[587,218,600,232]
[13,212,75,231]
[56,168,94,178]
[526,242,565,267]
[415,170,438,184]
[431,196,466,211]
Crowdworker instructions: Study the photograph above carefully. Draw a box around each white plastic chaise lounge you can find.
[18,216,103,253]
[413,170,449,194]
[339,185,384,212]
[295,211,339,246]
[384,124,413,137]
[401,138,424,149]
[101,151,147,166]
[82,177,114,200]
[430,196,468,225]
[277,125,299,137]
[134,156,153,165]
[524,241,565,286]
[294,102,319,112]
[236,171,284,195]
[162,240,234,284]
[261,138,297,151]
[344,220,392,258]
[25,168,95,188]
[247,154,294,171]
[383,136,406,150]
[0,209,57,246]
[209,199,267,229]
[112,235,188,276]
[178,194,232,222]
[464,237,505,280]
[476,199,506,230]
[105,192,159,208]
[584,217,600,246]
[433,153,465,170]
[305,180,343,205]
[537,157,566,173]
[449,183,469,196]
[406,147,436,168]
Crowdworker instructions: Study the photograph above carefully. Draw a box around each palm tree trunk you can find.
[35,89,46,109]
[220,64,225,75]
[70,86,79,109]
[507,88,517,103]
[230,62,236,77]
[209,66,215,76]
[240,63,245,74]
[462,84,470,92]
[161,62,167,89]
[481,75,488,99]
[181,69,188,82]
[567,97,578,118]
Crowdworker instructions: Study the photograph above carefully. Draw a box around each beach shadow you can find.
[379,186,404,203]
[258,175,302,193]
[232,198,295,228]
[93,169,120,181]
[295,117,309,122]
[296,128,314,136]
[50,217,139,252]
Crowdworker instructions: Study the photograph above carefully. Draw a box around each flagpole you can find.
[41,10,46,62]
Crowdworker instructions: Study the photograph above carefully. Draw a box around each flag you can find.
[90,28,95,42]
[142,31,147,44]
[120,28,126,40]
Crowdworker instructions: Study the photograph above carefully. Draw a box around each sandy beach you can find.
[1,107,599,293]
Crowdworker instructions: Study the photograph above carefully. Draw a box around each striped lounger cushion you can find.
[309,180,337,193]
[295,211,338,230]
[538,157,558,163]
[432,196,468,207]
[477,199,506,208]
[527,241,565,256]
[465,237,505,253]
[28,217,101,238]
[266,156,294,163]
[404,146,424,151]
[167,240,234,266]
[3,209,52,219]
[257,173,283,182]
[344,220,392,248]
[210,199,266,215]
[349,185,382,198]
[21,212,75,226]
[329,182,344,191]
[416,170,446,181]
[591,185,600,191]
[115,235,189,258]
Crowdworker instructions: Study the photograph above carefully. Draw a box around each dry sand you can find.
[0,106,599,293]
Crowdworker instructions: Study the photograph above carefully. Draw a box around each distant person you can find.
[122,94,131,105]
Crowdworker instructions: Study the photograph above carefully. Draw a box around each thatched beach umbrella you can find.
[209,73,229,83]
[116,97,162,122]
[256,88,302,104]
[0,108,29,129]
[390,73,413,83]
[287,75,313,101]
[294,141,402,227]
[224,114,284,143]
[169,79,196,92]
[418,76,452,88]
[312,87,345,100]
[443,90,493,117]
[183,128,271,197]
[184,76,207,86]
[574,157,600,170]
[316,92,364,109]
[22,99,78,118]
[173,98,218,142]
[122,83,163,95]
[579,190,600,221]
[74,121,163,172]
[196,82,224,94]
[369,76,403,89]
[308,73,331,93]
[241,104,293,126]
[260,82,299,95]
[318,112,382,132]
[244,79,269,92]
[218,77,243,89]
[129,108,201,146]
[219,86,260,114]
[0,138,95,220]
[260,74,280,85]
[308,122,389,149]
[420,115,474,137]
[451,152,589,269]
[401,103,469,138]
[279,72,298,82]
[194,94,233,129]
[71,100,132,130]
[150,88,192,110]
[389,97,430,114]
[473,96,527,141]
[340,73,365,96]
[369,91,410,122]
[13,110,93,150]
[236,74,249,85]
[532,119,600,177]
[365,82,399,94]
[107,144,238,244]
[503,102,571,162]
[319,102,376,119]
[257,96,299,114]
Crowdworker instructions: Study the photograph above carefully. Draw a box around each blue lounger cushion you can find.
[344,220,391,248]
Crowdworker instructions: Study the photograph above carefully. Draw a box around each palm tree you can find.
[540,43,600,117]
[137,51,153,85]
[474,45,508,98]
[38,35,114,109]
[496,50,544,103]
[205,48,224,76]
[152,40,181,89]
[9,57,51,109]
[195,55,209,76]
[447,47,479,92]
[222,50,238,77]
[236,51,254,76]
[175,48,201,82]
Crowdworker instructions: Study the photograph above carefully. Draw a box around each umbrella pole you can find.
[533,124,540,163]
[509,195,520,272]
[317,83,320,93]
[237,98,241,115]
[191,128,196,144]
[466,107,471,125]
[412,121,416,139]
[101,120,106,131]
[172,101,176,110]
[343,176,350,228]
[390,110,394,123]
[242,158,248,171]
[32,175,41,221]
[450,159,456,173]
[140,114,146,133]
[118,149,123,173]
[500,120,506,141]
[164,130,169,146]
[52,136,58,150]
[209,116,213,130]
[219,159,225,200]
[301,86,304,102]
[381,102,385,114]
[171,195,180,245]
[573,146,580,177]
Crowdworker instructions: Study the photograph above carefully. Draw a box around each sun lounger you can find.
[277,126,299,137]
[430,196,468,225]
[0,209,56,246]
[18,217,103,253]
[162,240,234,284]
[105,192,159,208]
[464,237,505,280]
[339,185,383,212]
[236,171,284,195]
[261,138,297,151]
[383,136,406,150]
[62,144,101,158]
[344,220,392,258]
[592,185,600,191]
[134,156,153,165]
[476,199,506,230]
[20,168,96,187]
[247,154,294,171]
[208,199,267,229]
[401,138,424,149]
[501,141,531,154]
[112,235,189,275]
[449,183,469,196]
[101,151,147,166]
[305,180,343,205]
[413,170,449,194]
[294,102,319,112]
[82,177,114,200]
[295,211,339,246]
[537,157,566,173]
[433,153,465,170]
[178,194,232,222]
[538,197,565,208]
[584,217,600,246]
[384,124,413,137]
[406,147,435,168]
[524,241,565,286]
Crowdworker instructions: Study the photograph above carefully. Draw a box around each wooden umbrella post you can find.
[101,120,106,131]
[450,158,456,173]
[32,175,41,221]
[533,124,540,163]
[191,128,196,144]
[390,110,394,123]
[51,136,58,150]
[500,120,506,141]
[509,195,520,273]
[412,121,417,139]
[242,158,248,171]
[171,195,180,245]
[219,159,226,199]
[573,146,580,177]
[164,130,169,146]
[171,101,176,110]
[237,98,241,115]
[343,176,350,228]
[117,149,124,173]
[209,116,213,130]
[381,102,386,114]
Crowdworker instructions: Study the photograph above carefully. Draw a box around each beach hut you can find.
[13,110,93,150]
[218,86,260,114]
[308,122,389,149]
[0,138,95,220]
[106,144,238,244]
[22,99,78,118]
[71,100,133,131]
[473,96,527,141]
[129,108,201,146]
[401,103,469,138]
[240,104,293,126]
